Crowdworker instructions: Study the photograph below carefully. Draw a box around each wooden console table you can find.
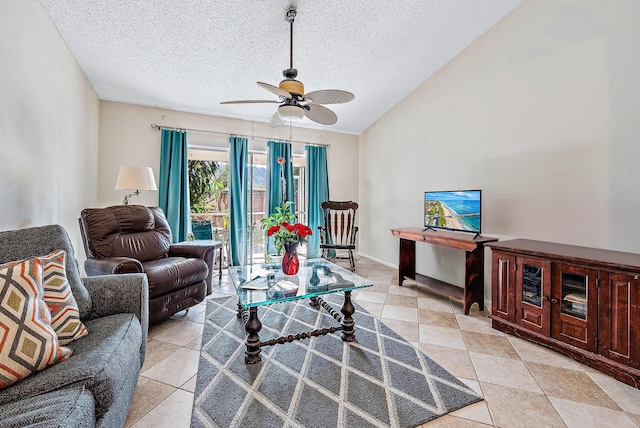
[391,228,497,314]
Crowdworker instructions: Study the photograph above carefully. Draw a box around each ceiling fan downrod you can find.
[281,7,302,96]
[285,8,296,71]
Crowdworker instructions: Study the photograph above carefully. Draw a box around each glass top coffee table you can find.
[229,258,373,364]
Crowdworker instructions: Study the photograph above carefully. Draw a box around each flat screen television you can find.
[424,190,481,235]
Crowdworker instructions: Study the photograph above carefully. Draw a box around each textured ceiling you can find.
[38,0,522,135]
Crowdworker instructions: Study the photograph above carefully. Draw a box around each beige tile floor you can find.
[125,257,640,428]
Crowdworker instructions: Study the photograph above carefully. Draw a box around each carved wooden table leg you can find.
[309,296,319,307]
[398,238,416,287]
[464,246,485,315]
[244,306,262,364]
[341,291,356,342]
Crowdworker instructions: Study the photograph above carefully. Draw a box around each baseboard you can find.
[357,252,397,269]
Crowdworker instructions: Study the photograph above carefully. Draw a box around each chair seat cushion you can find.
[143,257,208,298]
[0,313,142,420]
[0,387,95,428]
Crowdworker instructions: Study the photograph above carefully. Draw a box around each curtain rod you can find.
[150,123,330,147]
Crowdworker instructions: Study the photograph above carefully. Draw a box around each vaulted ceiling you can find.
[39,0,523,134]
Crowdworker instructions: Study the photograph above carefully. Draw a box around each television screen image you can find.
[424,190,481,234]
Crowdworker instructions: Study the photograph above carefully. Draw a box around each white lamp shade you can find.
[115,166,158,191]
[277,104,305,121]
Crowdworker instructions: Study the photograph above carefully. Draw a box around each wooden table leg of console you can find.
[464,247,485,315]
[398,238,416,287]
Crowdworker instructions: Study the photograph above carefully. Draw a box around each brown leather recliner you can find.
[79,205,215,323]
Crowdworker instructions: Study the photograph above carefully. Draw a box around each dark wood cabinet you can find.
[488,239,640,389]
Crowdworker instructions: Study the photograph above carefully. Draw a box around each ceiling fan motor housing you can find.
[279,74,304,97]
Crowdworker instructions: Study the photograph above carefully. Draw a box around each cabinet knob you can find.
[635,275,639,280]
[551,298,559,304]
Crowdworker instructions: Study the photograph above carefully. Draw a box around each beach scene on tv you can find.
[424,190,481,233]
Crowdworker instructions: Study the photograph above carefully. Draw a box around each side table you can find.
[176,239,224,281]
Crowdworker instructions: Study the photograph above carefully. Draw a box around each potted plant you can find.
[266,221,313,275]
[261,201,296,261]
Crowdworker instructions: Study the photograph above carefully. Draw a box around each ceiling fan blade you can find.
[270,111,284,127]
[257,82,291,99]
[305,103,337,125]
[220,100,280,104]
[304,89,354,105]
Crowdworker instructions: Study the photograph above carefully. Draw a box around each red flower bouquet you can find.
[267,221,313,255]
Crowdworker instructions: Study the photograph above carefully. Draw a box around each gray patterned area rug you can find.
[191,295,482,428]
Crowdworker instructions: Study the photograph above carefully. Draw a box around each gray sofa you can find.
[0,225,149,428]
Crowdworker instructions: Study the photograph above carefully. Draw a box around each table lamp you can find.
[115,166,158,205]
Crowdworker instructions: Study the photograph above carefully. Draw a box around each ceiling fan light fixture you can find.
[278,104,305,122]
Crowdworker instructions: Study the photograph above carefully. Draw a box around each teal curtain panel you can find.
[266,141,295,216]
[305,145,329,258]
[158,129,190,243]
[229,136,249,266]
[265,141,295,255]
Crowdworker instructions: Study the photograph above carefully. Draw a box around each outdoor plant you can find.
[266,222,313,256]
[188,160,219,213]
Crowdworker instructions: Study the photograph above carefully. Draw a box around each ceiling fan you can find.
[221,8,354,127]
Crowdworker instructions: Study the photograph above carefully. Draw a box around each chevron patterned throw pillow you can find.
[0,257,73,389]
[38,250,88,345]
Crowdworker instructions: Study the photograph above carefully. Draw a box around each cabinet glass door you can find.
[516,257,551,336]
[522,264,543,307]
[560,272,587,320]
[551,263,597,352]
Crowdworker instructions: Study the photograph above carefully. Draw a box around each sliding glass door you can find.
[247,153,267,264]
[188,147,306,265]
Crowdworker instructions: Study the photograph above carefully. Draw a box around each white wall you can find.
[98,101,359,210]
[359,0,640,290]
[0,0,100,262]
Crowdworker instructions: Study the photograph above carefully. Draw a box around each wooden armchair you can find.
[318,201,359,271]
